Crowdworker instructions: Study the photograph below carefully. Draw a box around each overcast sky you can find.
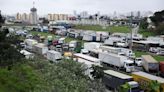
[0,0,164,15]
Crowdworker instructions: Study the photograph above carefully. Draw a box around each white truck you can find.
[104,36,126,46]
[120,48,135,58]
[99,52,135,72]
[149,47,164,55]
[100,46,135,57]
[33,43,48,55]
[84,42,102,51]
[46,50,62,62]
[24,39,38,50]
[20,50,34,59]
[74,53,101,78]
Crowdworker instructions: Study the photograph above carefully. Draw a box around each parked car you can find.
[134,58,143,67]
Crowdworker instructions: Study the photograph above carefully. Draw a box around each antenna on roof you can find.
[33,1,35,8]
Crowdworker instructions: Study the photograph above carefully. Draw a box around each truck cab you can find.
[124,59,135,72]
[127,81,143,92]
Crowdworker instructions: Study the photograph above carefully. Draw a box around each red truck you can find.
[160,62,164,77]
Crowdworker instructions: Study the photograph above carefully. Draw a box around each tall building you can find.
[29,2,38,24]
[53,14,59,21]
[16,13,22,20]
[47,14,68,21]
[47,14,53,21]
[73,10,77,17]
[22,13,29,22]
[80,11,88,18]
[137,11,141,18]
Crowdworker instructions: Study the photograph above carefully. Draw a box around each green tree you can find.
[150,10,164,26]
[89,65,105,92]
[149,10,164,35]
[119,82,132,92]
[0,61,42,92]
[148,80,160,92]
[0,11,5,28]
[154,23,164,35]
[90,65,104,79]
[139,17,148,29]
[30,58,90,92]
[0,29,24,67]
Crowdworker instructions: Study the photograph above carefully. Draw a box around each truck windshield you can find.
[136,59,142,61]
[127,63,134,66]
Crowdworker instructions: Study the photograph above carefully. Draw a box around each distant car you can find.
[26,34,33,39]
[149,47,164,55]
[81,49,89,54]
[20,42,26,48]
[16,30,27,36]
[53,40,58,46]
[116,41,128,47]
[156,50,164,55]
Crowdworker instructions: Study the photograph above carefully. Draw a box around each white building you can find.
[29,7,38,24]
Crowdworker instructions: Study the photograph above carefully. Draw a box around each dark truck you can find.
[103,70,142,92]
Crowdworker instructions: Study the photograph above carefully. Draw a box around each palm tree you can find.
[90,65,104,79]
[119,82,132,92]
[148,80,160,92]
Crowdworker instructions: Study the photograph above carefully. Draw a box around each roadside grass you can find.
[73,25,130,33]
[138,28,155,37]
[74,25,157,37]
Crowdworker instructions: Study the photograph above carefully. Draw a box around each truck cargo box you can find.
[103,70,132,90]
[33,43,48,55]
[142,55,159,72]
[132,71,164,92]
[160,62,164,77]
[47,50,62,62]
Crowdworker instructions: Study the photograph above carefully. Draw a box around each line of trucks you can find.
[83,42,164,75]
[103,70,164,92]
[23,38,163,75]
[72,53,164,92]
[22,39,62,62]
[21,38,164,92]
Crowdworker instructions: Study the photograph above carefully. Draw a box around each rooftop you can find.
[142,55,158,63]
[132,71,164,83]
[104,70,132,79]
[74,53,100,62]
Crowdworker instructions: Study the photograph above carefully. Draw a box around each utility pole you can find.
[129,12,133,50]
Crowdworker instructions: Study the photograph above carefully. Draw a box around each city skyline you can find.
[0,0,164,15]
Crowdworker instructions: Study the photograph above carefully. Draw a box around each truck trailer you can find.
[24,39,38,50]
[73,53,101,78]
[103,70,141,92]
[99,52,135,72]
[46,50,62,62]
[33,43,48,55]
[141,55,159,73]
[132,71,164,92]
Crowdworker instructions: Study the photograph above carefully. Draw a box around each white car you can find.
[135,58,143,67]
[116,41,128,47]
[81,49,89,54]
